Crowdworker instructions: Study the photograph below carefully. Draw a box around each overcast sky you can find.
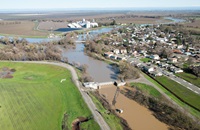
[0,0,200,9]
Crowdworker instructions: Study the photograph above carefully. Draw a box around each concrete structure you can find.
[83,82,99,89]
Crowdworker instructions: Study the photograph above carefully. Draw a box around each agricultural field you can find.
[183,19,200,32]
[38,21,68,31]
[176,72,200,88]
[0,21,48,37]
[0,62,99,130]
[155,76,200,111]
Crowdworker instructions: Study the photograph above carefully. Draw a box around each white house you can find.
[113,49,120,54]
[173,69,183,73]
[150,54,160,60]
[143,66,155,73]
[168,58,178,63]
[150,71,163,76]
[120,48,127,54]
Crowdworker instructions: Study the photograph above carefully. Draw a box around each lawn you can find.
[176,72,200,88]
[0,62,100,130]
[140,58,151,62]
[130,83,162,99]
[155,76,200,111]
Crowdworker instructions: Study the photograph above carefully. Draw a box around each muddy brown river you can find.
[99,85,169,130]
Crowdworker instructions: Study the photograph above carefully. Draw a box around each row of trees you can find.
[0,33,77,61]
[121,87,200,130]
[0,42,62,61]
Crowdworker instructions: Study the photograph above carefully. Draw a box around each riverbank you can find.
[98,84,169,130]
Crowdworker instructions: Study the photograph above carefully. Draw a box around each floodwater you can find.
[62,27,120,82]
[0,17,185,82]
[62,43,119,82]
[99,85,169,130]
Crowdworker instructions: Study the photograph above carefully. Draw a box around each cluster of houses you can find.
[104,45,185,77]
[100,23,200,77]
[104,48,128,61]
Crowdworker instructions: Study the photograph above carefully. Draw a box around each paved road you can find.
[130,57,200,95]
[10,61,110,130]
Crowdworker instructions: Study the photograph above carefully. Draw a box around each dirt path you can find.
[99,85,169,130]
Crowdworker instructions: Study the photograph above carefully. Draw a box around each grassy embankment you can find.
[88,93,124,130]
[142,72,200,119]
[176,72,200,88]
[155,76,200,111]
[0,62,100,130]
[130,83,162,99]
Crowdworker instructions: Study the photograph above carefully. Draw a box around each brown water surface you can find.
[99,85,169,130]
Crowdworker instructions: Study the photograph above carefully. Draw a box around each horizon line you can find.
[0,6,200,10]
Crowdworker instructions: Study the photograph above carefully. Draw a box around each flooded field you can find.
[99,85,169,130]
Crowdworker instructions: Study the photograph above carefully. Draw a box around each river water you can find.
[0,17,185,82]
[62,27,119,82]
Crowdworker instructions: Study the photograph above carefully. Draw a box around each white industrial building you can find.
[68,18,98,29]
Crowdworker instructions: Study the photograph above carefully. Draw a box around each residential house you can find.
[110,55,117,60]
[150,54,160,60]
[120,47,127,54]
[150,71,163,77]
[104,52,113,58]
[177,45,183,49]
[168,58,178,63]
[116,54,126,61]
[173,68,183,73]
[113,49,120,54]
[143,66,155,73]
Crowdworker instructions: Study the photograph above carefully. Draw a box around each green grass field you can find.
[140,58,151,62]
[130,83,162,99]
[176,72,200,88]
[0,62,100,130]
[155,76,200,111]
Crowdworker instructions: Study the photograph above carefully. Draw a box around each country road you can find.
[9,61,110,130]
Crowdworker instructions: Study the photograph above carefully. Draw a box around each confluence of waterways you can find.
[0,17,186,82]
